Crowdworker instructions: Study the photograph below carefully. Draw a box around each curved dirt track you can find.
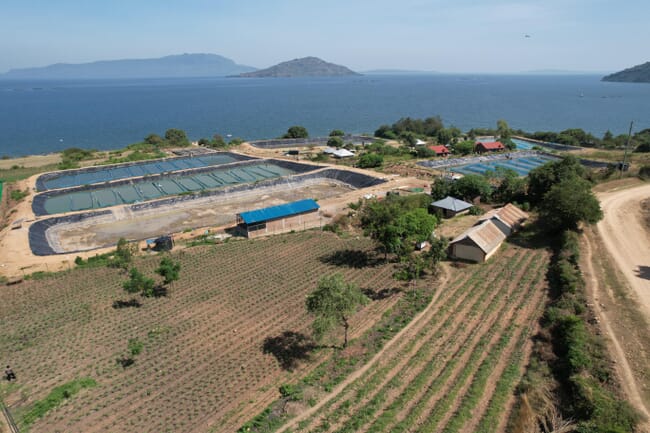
[596,184,650,318]
[592,182,650,428]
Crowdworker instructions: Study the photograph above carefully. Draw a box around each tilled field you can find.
[280,244,550,433]
[0,232,403,433]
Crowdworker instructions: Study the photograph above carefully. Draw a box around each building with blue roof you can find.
[236,198,321,238]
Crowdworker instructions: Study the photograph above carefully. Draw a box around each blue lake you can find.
[1,74,649,157]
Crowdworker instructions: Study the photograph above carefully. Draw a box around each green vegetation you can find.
[359,194,438,260]
[509,229,638,433]
[329,129,345,137]
[375,116,460,145]
[538,177,603,231]
[123,267,156,297]
[357,152,384,168]
[0,164,59,183]
[19,378,97,428]
[155,256,181,292]
[327,136,344,148]
[0,180,3,201]
[164,128,190,147]
[9,188,29,202]
[283,126,309,139]
[306,274,369,348]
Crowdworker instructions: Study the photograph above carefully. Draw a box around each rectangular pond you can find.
[452,154,558,176]
[38,162,301,215]
[36,152,252,191]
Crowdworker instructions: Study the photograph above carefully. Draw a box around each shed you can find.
[430,196,473,218]
[449,220,506,262]
[237,199,321,238]
[477,203,529,236]
[323,147,355,158]
[415,139,427,146]
[476,141,505,153]
[428,145,450,156]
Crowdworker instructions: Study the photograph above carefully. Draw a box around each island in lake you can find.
[237,56,360,78]
[602,61,650,83]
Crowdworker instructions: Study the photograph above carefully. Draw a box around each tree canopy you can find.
[306,274,369,348]
[527,155,586,205]
[123,267,155,298]
[538,178,602,231]
[164,128,190,147]
[155,257,181,291]
[283,126,309,139]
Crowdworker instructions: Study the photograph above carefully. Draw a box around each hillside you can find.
[1,53,256,79]
[238,56,360,78]
[602,61,650,83]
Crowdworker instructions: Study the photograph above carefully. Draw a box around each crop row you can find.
[291,246,548,433]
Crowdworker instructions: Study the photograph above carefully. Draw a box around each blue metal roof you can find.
[238,199,320,224]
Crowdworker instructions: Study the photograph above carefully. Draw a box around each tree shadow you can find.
[262,331,317,371]
[112,299,142,309]
[636,265,650,281]
[116,357,134,368]
[319,249,381,268]
[362,287,402,300]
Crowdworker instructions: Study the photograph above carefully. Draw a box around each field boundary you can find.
[1,401,19,433]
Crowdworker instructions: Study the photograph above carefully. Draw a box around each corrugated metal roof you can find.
[476,141,505,150]
[450,220,506,254]
[238,199,319,224]
[428,145,450,154]
[478,203,529,229]
[431,196,473,212]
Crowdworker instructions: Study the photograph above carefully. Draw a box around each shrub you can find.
[357,153,384,168]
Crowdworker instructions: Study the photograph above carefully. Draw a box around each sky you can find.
[1,0,648,74]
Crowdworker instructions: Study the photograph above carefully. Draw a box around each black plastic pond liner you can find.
[32,159,323,216]
[249,135,374,149]
[29,210,113,256]
[29,167,385,255]
[35,152,256,191]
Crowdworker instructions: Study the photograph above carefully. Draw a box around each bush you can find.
[357,153,384,168]
[283,126,309,139]
[638,164,650,180]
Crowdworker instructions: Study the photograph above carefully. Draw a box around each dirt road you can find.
[597,183,650,318]
[591,182,650,429]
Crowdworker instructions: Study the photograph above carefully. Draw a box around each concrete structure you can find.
[475,141,505,153]
[449,220,506,263]
[428,145,450,156]
[236,199,321,238]
[477,203,529,236]
[430,196,473,218]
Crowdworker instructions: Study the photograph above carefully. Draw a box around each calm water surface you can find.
[0,75,648,157]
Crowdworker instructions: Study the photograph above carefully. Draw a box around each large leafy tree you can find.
[164,128,190,147]
[283,126,309,139]
[451,174,492,202]
[306,274,369,348]
[538,178,603,231]
[528,155,586,204]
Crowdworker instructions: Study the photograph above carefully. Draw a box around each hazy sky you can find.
[1,0,647,73]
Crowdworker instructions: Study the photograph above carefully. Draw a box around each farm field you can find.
[279,242,550,433]
[0,232,407,433]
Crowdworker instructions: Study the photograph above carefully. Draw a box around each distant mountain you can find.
[362,69,439,75]
[521,69,606,75]
[602,62,650,83]
[1,53,256,79]
[238,57,360,78]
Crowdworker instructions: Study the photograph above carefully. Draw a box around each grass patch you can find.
[19,378,97,428]
[0,164,59,182]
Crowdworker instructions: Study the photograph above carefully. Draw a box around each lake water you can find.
[1,74,649,157]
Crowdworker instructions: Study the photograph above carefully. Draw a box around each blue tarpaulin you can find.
[238,199,319,224]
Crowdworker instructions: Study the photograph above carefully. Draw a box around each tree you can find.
[453,140,475,155]
[164,128,190,147]
[155,256,181,292]
[492,168,526,203]
[144,133,164,146]
[306,274,369,348]
[538,178,603,232]
[283,126,309,139]
[451,174,492,202]
[497,119,511,141]
[527,155,586,205]
[112,238,136,271]
[357,153,384,168]
[430,177,454,201]
[327,136,344,148]
[329,129,345,137]
[123,267,155,297]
